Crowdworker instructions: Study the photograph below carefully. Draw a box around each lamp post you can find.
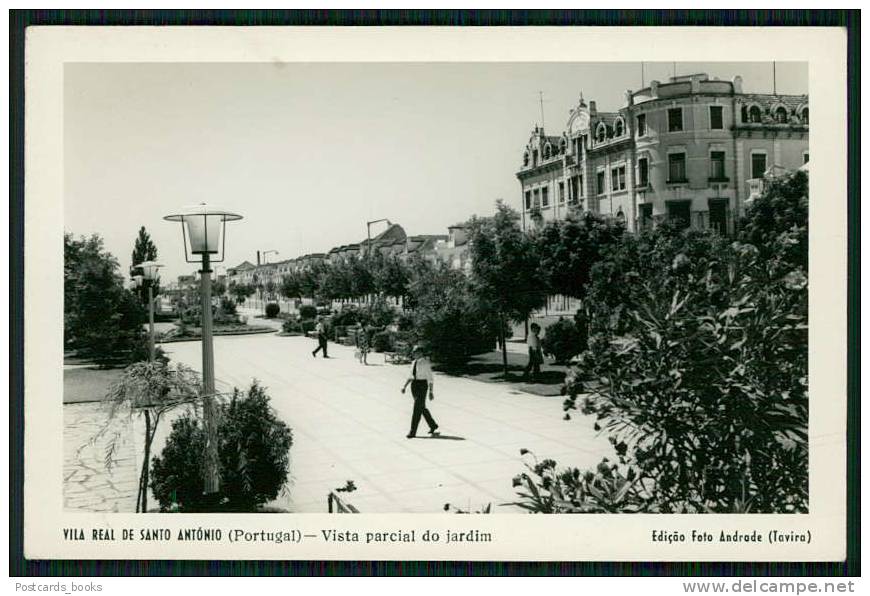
[138,261,163,361]
[261,249,278,264]
[366,218,391,256]
[164,203,243,497]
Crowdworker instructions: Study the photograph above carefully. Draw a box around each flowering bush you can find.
[567,225,808,513]
[509,451,649,513]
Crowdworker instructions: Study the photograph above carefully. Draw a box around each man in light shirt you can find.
[401,345,439,439]
[523,322,544,382]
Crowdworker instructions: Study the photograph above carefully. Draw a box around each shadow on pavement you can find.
[417,434,466,441]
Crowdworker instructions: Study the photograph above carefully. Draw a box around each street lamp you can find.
[138,261,163,362]
[366,218,391,256]
[261,249,278,264]
[164,203,243,496]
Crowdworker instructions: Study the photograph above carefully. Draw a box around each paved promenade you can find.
[162,333,613,513]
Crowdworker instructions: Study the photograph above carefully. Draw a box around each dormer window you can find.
[801,107,809,125]
[748,105,762,123]
[614,119,624,137]
[774,106,789,124]
[543,145,551,160]
[523,152,529,167]
[596,124,606,143]
[532,149,538,166]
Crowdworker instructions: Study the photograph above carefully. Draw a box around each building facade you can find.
[517,73,809,235]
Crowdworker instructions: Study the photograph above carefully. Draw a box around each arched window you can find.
[801,107,809,125]
[543,145,551,159]
[616,208,625,223]
[523,152,529,167]
[774,106,788,124]
[532,149,538,166]
[560,138,567,153]
[614,119,624,137]
[748,105,762,123]
[596,123,606,143]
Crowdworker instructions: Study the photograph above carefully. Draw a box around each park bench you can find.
[384,341,413,365]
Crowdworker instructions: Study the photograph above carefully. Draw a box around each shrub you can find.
[331,306,362,328]
[372,330,395,353]
[298,304,317,320]
[541,318,582,364]
[150,382,293,512]
[300,320,316,335]
[220,296,237,316]
[281,318,302,334]
[265,303,280,318]
[570,226,807,513]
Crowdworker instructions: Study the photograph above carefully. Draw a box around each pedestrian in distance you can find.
[401,345,439,439]
[522,322,544,382]
[311,317,329,359]
[354,322,370,365]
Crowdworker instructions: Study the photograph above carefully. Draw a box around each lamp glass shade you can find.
[139,261,162,280]
[132,275,144,287]
[185,214,223,254]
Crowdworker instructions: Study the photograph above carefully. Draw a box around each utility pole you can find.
[538,91,546,130]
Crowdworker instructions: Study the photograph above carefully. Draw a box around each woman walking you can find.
[400,346,439,439]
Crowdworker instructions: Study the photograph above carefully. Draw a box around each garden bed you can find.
[160,325,276,343]
[63,367,124,404]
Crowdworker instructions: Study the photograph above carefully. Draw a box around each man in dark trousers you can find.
[400,346,439,439]
[311,317,329,358]
[522,322,544,382]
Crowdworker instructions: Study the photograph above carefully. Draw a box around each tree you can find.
[372,253,410,303]
[230,282,255,304]
[739,169,808,269]
[468,201,548,375]
[65,233,147,365]
[279,273,301,301]
[536,212,624,300]
[131,226,158,266]
[212,278,227,298]
[406,262,498,365]
[130,226,160,304]
[298,263,325,299]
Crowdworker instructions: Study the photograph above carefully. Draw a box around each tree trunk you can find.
[500,315,508,377]
[139,409,152,513]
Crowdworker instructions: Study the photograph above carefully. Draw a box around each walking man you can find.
[401,346,439,439]
[311,317,329,358]
[523,322,544,382]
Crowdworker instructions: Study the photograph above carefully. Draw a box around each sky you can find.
[65,61,807,280]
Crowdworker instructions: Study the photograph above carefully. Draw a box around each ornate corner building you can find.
[517,73,809,236]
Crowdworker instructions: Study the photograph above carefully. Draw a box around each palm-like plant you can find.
[93,361,202,512]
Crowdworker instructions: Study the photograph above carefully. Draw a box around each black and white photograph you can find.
[19,23,850,563]
[61,60,810,515]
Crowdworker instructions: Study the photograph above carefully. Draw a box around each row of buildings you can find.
[225,222,472,289]
[223,71,808,295]
[517,73,809,235]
